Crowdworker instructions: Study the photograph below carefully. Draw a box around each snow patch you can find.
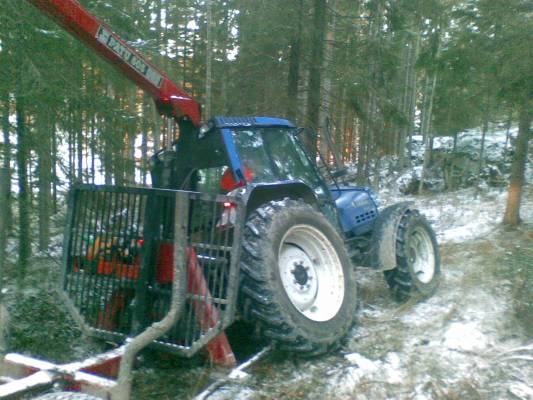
[344,352,379,372]
[508,382,533,399]
[443,322,489,352]
[333,352,406,394]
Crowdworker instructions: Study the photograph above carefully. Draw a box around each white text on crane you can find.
[96,26,163,88]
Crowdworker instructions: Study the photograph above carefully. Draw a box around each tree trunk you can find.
[503,99,532,226]
[399,29,420,168]
[77,109,84,182]
[90,116,96,184]
[15,95,31,280]
[405,28,421,166]
[103,119,113,186]
[478,109,489,174]
[205,0,214,118]
[418,67,439,194]
[0,168,9,272]
[287,0,303,122]
[36,110,52,252]
[0,167,8,356]
[152,102,161,152]
[1,94,12,233]
[52,125,58,212]
[319,0,337,162]
[305,0,327,154]
[504,110,513,160]
[356,118,368,184]
[141,94,150,185]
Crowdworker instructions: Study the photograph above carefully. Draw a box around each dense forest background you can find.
[0,0,532,272]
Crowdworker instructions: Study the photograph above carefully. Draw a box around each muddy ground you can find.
[3,188,533,400]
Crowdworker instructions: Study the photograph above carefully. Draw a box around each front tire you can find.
[384,209,441,301]
[239,199,358,354]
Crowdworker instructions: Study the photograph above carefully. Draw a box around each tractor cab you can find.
[150,116,379,238]
[151,117,321,192]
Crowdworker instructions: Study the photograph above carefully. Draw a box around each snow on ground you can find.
[210,184,533,400]
[381,185,532,244]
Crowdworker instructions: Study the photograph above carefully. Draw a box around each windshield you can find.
[231,128,323,189]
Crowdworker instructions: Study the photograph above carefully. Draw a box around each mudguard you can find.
[367,201,414,271]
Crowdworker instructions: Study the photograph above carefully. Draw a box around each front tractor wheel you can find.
[239,199,358,355]
[384,209,441,301]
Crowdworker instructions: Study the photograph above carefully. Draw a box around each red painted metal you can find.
[187,249,237,367]
[27,0,201,126]
[73,242,236,366]
[97,288,132,331]
[80,357,121,379]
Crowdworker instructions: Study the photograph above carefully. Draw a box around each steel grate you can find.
[62,184,244,357]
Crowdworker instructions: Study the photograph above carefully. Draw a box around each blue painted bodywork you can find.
[212,115,380,238]
[220,128,244,181]
[330,186,379,236]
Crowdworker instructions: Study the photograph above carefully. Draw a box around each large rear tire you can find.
[384,209,441,301]
[239,199,358,355]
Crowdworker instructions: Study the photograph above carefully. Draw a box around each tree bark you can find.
[15,95,31,280]
[1,94,12,233]
[478,107,489,174]
[305,0,327,154]
[0,168,9,273]
[36,110,52,252]
[418,48,440,195]
[90,116,96,184]
[287,0,303,122]
[405,28,421,166]
[205,0,214,118]
[52,125,59,212]
[77,109,84,182]
[503,99,532,226]
[399,28,420,168]
[0,169,8,355]
[141,94,150,185]
[319,0,337,162]
[504,110,513,160]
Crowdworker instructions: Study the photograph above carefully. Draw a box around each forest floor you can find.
[3,184,532,400]
[197,186,533,400]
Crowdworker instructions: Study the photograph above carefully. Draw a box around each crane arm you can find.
[27,0,201,126]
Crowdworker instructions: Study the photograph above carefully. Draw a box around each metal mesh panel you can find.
[62,185,243,356]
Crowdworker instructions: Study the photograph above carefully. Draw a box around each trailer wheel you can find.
[239,199,357,355]
[384,209,441,301]
[32,392,102,400]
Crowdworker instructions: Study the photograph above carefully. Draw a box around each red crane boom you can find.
[27,0,201,127]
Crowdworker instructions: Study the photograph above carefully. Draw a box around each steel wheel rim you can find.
[408,226,436,284]
[278,224,345,322]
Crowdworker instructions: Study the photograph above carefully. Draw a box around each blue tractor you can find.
[150,116,441,354]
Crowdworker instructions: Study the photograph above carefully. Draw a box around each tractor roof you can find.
[212,116,296,129]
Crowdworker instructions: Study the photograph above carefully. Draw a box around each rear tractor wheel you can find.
[239,199,358,355]
[384,209,441,301]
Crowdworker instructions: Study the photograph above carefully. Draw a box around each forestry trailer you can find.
[0,0,441,398]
